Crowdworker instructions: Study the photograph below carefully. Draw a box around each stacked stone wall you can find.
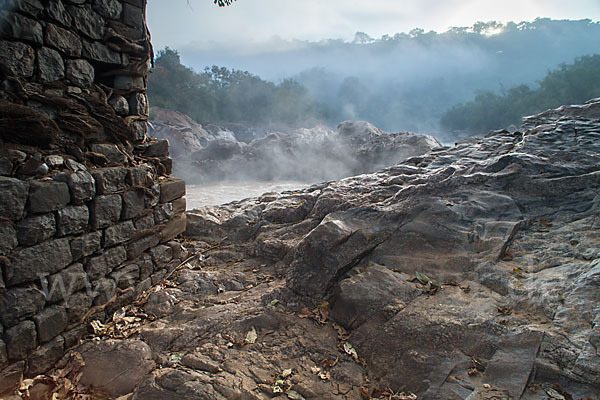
[0,0,188,392]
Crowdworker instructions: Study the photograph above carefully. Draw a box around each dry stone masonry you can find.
[0,0,187,393]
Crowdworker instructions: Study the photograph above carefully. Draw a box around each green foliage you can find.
[147,47,328,126]
[440,54,600,134]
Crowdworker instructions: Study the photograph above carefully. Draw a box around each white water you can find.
[186,180,309,209]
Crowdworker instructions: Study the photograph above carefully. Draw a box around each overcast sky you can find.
[147,0,600,50]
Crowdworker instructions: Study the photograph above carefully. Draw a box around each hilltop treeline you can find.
[147,48,327,127]
[440,54,600,134]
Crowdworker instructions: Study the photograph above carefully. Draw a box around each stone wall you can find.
[0,0,187,392]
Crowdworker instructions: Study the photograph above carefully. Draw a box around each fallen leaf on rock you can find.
[513,267,526,278]
[169,352,184,363]
[321,357,339,368]
[310,366,321,374]
[540,218,553,227]
[343,342,359,362]
[281,368,293,378]
[245,327,258,344]
[267,299,280,307]
[416,271,430,285]
[318,371,331,381]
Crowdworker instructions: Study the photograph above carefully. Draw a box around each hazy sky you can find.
[147,0,600,50]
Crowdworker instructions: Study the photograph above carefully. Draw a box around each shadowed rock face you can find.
[185,99,600,398]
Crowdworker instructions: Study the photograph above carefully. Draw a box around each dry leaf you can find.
[245,327,258,344]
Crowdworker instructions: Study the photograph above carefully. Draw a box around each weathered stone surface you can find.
[0,339,6,367]
[113,74,144,91]
[109,95,129,116]
[149,244,172,266]
[70,231,102,260]
[89,144,126,164]
[0,223,17,255]
[82,39,121,64]
[104,245,127,269]
[143,139,169,157]
[128,119,147,142]
[25,335,64,377]
[91,278,116,306]
[161,213,186,241]
[0,40,34,77]
[77,340,154,397]
[138,252,153,280]
[122,3,144,31]
[85,254,108,280]
[153,202,173,224]
[27,180,70,213]
[37,47,65,82]
[104,220,135,247]
[92,0,122,19]
[0,12,43,44]
[145,183,160,208]
[0,157,13,175]
[66,58,94,87]
[172,197,186,214]
[128,92,148,116]
[0,287,45,328]
[45,155,64,169]
[90,194,122,229]
[33,305,68,343]
[62,325,88,348]
[159,179,185,203]
[134,212,154,230]
[127,165,150,186]
[16,213,56,246]
[91,167,128,194]
[53,170,96,205]
[6,238,72,286]
[121,188,145,219]
[45,23,82,56]
[0,177,28,220]
[111,263,139,289]
[65,292,92,324]
[127,232,160,259]
[1,0,44,17]
[68,5,104,40]
[56,205,89,236]
[4,320,36,360]
[46,0,71,25]
[0,361,25,396]
[44,263,87,303]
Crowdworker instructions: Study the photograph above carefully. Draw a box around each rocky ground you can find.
[14,99,600,399]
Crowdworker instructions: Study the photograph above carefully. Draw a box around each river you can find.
[186,180,310,209]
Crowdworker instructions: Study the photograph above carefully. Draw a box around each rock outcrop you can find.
[148,108,442,184]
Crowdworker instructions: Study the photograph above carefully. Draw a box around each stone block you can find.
[53,170,96,205]
[127,233,160,259]
[161,213,186,242]
[128,92,147,116]
[16,213,56,246]
[159,179,185,203]
[0,176,28,220]
[173,197,186,214]
[138,253,153,280]
[27,180,70,213]
[153,202,173,224]
[0,361,25,396]
[127,166,150,187]
[89,144,126,164]
[66,59,94,87]
[93,0,122,19]
[2,0,43,17]
[122,3,144,32]
[65,292,92,324]
[0,287,45,328]
[6,238,72,286]
[70,231,102,260]
[37,47,65,82]
[142,139,169,157]
[149,245,172,266]
[47,0,71,25]
[111,263,139,289]
[45,155,64,169]
[0,12,43,44]
[62,325,87,348]
[129,119,146,142]
[91,167,128,194]
[109,95,129,116]
[134,213,154,230]
[113,74,144,91]
[25,335,64,377]
[0,339,6,367]
[85,254,108,280]
[92,278,116,306]
[0,40,35,77]
[104,220,135,247]
[104,245,127,270]
[56,205,89,236]
[82,39,121,64]
[45,23,82,57]
[145,183,160,208]
[0,157,13,175]
[136,277,152,296]
[90,194,122,229]
[0,223,17,256]
[121,188,145,220]
[32,305,68,343]
[158,157,172,175]
[43,263,87,304]
[151,269,166,285]
[5,320,36,360]
[68,5,105,40]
